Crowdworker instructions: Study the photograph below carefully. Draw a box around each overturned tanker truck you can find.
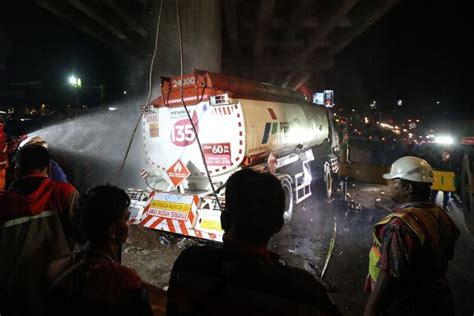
[127,70,340,242]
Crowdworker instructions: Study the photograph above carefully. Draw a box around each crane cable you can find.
[175,0,222,209]
[116,0,164,181]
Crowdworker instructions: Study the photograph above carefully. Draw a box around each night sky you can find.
[329,0,472,121]
[0,0,127,107]
[1,0,472,121]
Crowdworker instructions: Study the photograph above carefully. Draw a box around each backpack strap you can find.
[49,257,87,292]
[48,247,117,292]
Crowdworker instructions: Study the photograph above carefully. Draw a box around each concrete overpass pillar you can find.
[154,0,221,78]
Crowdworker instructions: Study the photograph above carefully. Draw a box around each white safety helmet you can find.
[19,136,49,149]
[0,110,6,124]
[383,156,434,183]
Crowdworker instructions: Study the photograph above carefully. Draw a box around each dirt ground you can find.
[123,182,474,315]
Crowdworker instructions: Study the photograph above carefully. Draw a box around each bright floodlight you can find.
[435,135,454,145]
[68,75,82,88]
[68,76,77,85]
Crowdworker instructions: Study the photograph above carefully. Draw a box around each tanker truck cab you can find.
[128,70,339,242]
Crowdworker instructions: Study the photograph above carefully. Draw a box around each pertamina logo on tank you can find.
[170,111,199,147]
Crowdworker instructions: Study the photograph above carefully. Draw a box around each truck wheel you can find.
[462,155,474,232]
[281,178,294,223]
[324,164,334,199]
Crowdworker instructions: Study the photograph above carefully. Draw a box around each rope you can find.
[116,0,164,181]
[175,0,222,209]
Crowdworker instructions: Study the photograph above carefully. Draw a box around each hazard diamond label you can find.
[166,159,191,187]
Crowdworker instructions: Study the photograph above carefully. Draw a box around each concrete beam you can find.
[253,0,276,61]
[302,0,358,58]
[235,39,306,48]
[223,59,334,73]
[330,0,400,54]
[224,51,333,67]
[35,0,143,57]
[293,73,312,90]
[282,72,296,88]
[266,72,278,85]
[68,0,127,40]
[282,0,359,84]
[269,17,318,29]
[337,17,352,27]
[104,0,148,38]
[302,18,319,28]
[281,0,308,44]
[223,0,241,57]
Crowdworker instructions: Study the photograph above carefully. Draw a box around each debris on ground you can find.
[159,236,171,245]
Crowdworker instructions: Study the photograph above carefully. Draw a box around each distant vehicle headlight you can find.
[434,135,454,145]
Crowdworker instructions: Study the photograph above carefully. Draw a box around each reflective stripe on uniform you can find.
[2,210,55,228]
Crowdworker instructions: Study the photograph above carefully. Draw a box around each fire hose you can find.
[321,220,337,279]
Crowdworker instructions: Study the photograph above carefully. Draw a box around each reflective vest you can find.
[368,203,459,290]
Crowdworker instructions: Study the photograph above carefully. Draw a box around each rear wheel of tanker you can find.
[462,155,474,233]
[324,163,334,199]
[281,178,294,223]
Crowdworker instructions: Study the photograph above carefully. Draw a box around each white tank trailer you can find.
[128,70,339,242]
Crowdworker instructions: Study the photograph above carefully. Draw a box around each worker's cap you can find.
[383,156,434,183]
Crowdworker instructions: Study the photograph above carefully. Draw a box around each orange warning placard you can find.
[166,159,190,187]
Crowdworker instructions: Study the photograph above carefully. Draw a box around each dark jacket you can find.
[167,238,341,316]
[47,247,152,316]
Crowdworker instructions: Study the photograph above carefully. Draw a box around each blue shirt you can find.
[50,159,67,182]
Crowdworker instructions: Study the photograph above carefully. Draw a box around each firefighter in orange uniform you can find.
[364,156,460,315]
[0,112,27,190]
[0,119,7,190]
[0,144,80,316]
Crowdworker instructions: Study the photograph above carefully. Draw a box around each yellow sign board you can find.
[432,171,456,192]
[150,200,190,212]
[147,194,195,221]
[199,219,223,232]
